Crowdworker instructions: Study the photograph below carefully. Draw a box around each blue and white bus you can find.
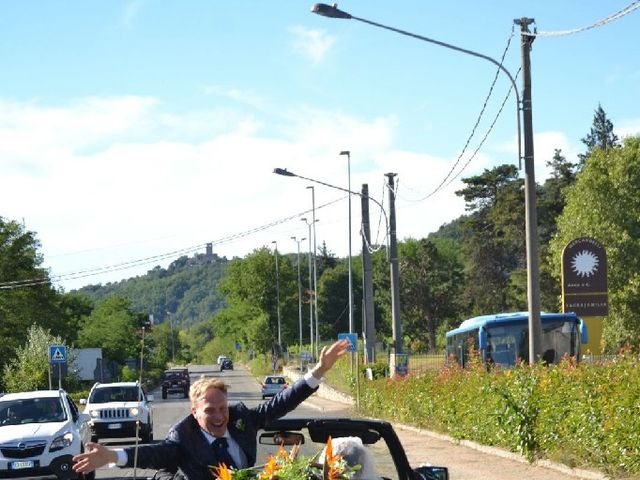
[446,312,588,367]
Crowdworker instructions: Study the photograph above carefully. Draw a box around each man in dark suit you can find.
[72,339,349,480]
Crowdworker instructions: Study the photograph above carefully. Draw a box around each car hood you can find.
[0,422,67,442]
[85,401,142,409]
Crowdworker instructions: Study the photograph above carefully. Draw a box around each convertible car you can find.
[255,417,448,480]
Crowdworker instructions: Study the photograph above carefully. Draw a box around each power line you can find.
[525,1,640,37]
[0,197,347,290]
[399,30,517,203]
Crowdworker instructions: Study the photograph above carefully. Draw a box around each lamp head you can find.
[273,167,296,177]
[311,3,352,19]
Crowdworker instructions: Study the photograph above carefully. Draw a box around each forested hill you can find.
[75,252,228,329]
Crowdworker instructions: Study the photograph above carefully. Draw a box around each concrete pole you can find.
[361,184,376,364]
[386,173,402,358]
[516,17,542,364]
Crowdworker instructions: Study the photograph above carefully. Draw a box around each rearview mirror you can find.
[147,394,155,402]
[259,431,305,446]
[415,465,449,480]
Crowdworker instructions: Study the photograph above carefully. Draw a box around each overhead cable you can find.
[524,1,640,37]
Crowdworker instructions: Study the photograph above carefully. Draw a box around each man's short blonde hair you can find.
[189,376,228,405]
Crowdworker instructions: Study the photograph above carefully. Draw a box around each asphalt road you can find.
[92,364,607,480]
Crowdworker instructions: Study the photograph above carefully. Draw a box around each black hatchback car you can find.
[220,358,234,371]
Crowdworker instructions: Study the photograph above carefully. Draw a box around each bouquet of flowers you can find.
[210,436,360,480]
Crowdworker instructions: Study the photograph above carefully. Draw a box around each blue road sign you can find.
[49,345,67,363]
[338,333,358,352]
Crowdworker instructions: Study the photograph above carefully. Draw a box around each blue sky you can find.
[1,1,639,291]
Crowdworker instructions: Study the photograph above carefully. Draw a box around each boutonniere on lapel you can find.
[234,419,246,432]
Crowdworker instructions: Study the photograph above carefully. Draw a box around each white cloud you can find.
[0,93,526,290]
[616,118,640,139]
[288,26,335,64]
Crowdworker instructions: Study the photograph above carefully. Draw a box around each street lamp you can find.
[275,167,391,363]
[306,185,320,360]
[292,236,306,371]
[339,151,354,338]
[271,241,282,348]
[273,168,388,228]
[310,4,542,364]
[301,217,318,360]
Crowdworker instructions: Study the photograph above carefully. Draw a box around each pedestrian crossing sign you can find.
[49,345,67,363]
[338,333,358,352]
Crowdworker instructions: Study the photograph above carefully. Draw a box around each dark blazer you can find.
[124,377,317,480]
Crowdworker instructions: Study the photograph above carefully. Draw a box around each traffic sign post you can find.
[48,345,67,390]
[338,333,360,407]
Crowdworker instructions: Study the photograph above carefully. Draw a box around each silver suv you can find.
[0,389,93,479]
[80,381,154,444]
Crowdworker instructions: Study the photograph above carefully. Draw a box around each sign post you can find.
[562,237,608,354]
[48,345,67,390]
[338,333,359,406]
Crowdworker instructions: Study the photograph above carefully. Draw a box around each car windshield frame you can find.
[89,386,142,403]
[0,397,67,425]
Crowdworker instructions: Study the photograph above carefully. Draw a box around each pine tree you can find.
[578,103,619,168]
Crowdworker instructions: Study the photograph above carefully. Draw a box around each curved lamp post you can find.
[310,3,541,364]
[306,186,320,359]
[301,217,319,360]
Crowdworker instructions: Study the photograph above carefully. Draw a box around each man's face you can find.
[191,387,229,437]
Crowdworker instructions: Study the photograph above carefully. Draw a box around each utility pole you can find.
[515,17,542,364]
[361,183,376,364]
[386,173,402,367]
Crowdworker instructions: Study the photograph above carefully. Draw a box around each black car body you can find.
[257,417,448,480]
[220,359,233,371]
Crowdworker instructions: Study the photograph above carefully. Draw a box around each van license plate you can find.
[10,460,35,469]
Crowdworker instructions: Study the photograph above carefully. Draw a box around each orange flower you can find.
[323,436,345,480]
[211,463,233,480]
[259,455,278,480]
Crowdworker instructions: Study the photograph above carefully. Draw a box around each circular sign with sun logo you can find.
[570,249,600,278]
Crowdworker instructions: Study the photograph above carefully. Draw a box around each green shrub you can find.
[356,354,640,477]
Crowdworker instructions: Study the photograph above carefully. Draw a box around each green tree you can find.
[316,262,362,340]
[578,103,619,169]
[0,218,64,379]
[549,136,640,349]
[76,296,141,364]
[2,325,72,392]
[399,238,465,350]
[218,247,297,346]
[455,165,525,313]
[538,149,578,310]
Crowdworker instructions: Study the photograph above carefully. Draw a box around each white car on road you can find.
[0,389,93,479]
[80,381,154,444]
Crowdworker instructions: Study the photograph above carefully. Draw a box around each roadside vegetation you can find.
[353,352,640,478]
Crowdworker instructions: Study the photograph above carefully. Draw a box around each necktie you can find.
[212,437,236,468]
